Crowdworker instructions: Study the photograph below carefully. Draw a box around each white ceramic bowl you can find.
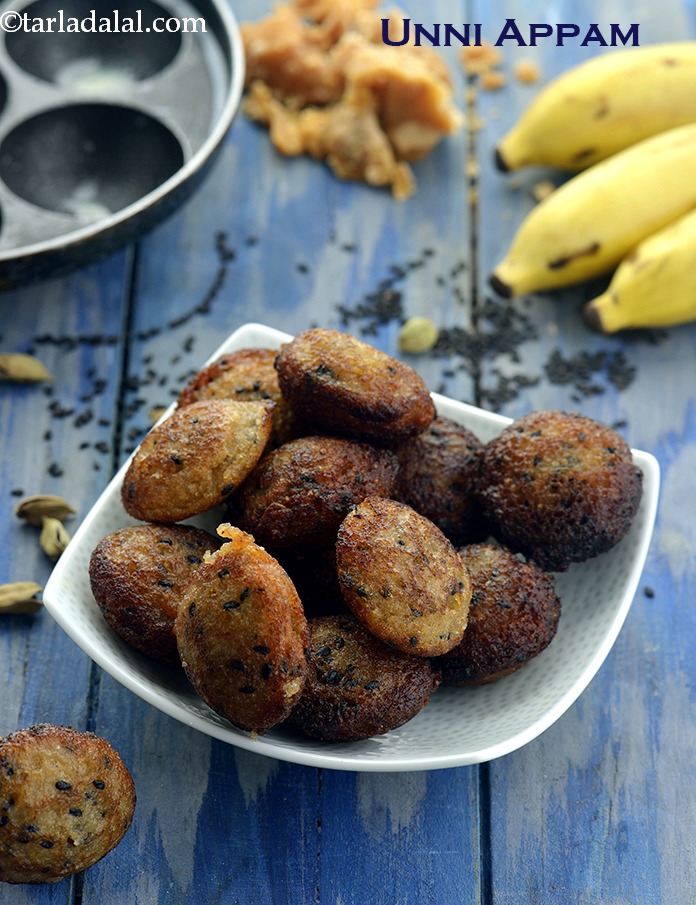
[44,323,660,772]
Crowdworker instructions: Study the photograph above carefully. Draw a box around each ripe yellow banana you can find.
[496,42,696,172]
[490,123,696,298]
[583,208,696,333]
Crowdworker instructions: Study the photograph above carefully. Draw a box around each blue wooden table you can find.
[2,1,696,901]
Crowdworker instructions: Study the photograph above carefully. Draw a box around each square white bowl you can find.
[44,323,660,772]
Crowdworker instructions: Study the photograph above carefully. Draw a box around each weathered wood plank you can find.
[473,1,696,902]
[0,252,132,903]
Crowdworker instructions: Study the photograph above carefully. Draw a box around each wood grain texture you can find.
[2,0,696,902]
[0,254,131,904]
[473,2,696,902]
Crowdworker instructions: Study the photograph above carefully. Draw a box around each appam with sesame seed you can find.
[121,399,274,523]
[335,497,471,657]
[434,543,561,686]
[274,328,436,446]
[231,435,399,552]
[177,348,299,446]
[0,724,135,885]
[89,524,221,666]
[475,410,643,571]
[174,524,309,735]
[288,614,441,742]
[394,415,486,547]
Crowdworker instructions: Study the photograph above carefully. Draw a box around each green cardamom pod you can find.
[0,353,54,383]
[398,317,439,354]
[15,494,76,527]
[39,516,71,561]
[0,581,43,615]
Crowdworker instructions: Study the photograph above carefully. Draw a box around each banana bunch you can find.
[496,43,696,172]
[583,208,696,333]
[490,43,696,331]
[490,123,696,299]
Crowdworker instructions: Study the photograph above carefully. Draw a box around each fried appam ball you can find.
[89,524,221,666]
[232,435,399,552]
[0,724,135,885]
[394,416,485,546]
[274,328,436,446]
[475,410,643,572]
[122,399,274,523]
[435,543,561,686]
[175,524,309,735]
[288,614,441,742]
[336,497,471,657]
[177,348,298,446]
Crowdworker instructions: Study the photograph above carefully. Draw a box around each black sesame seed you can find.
[68,808,82,817]
[363,680,381,691]
[40,840,54,849]
[0,816,8,826]
[188,602,196,615]
[187,555,202,564]
[92,780,105,790]
[222,600,240,611]
[74,410,94,428]
[220,484,234,496]
[261,663,273,680]
[55,780,72,791]
[323,669,342,686]
[253,645,270,655]
[157,579,174,589]
[218,568,230,578]
[239,685,255,694]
